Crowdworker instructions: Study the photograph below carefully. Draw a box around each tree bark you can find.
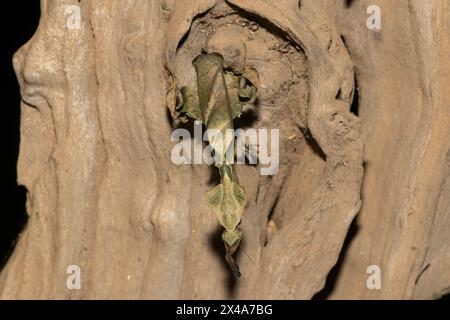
[1,0,449,300]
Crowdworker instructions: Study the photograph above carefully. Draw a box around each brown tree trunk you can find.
[1,0,449,300]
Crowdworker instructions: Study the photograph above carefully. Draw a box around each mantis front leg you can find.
[177,53,258,277]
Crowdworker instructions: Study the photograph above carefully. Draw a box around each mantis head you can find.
[222,229,242,277]
[222,229,242,250]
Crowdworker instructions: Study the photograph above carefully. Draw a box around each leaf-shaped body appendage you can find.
[178,53,258,277]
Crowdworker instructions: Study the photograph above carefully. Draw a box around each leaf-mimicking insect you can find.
[177,53,258,277]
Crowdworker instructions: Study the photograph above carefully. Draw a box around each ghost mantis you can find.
[176,53,258,277]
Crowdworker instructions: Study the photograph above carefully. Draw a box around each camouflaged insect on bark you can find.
[177,53,258,277]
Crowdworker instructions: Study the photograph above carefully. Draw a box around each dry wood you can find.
[1,0,449,300]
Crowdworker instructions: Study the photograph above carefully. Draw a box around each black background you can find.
[0,1,40,268]
[0,300,446,317]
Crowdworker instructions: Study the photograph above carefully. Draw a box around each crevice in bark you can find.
[311,217,360,300]
[345,0,356,8]
[264,192,281,246]
[350,75,360,116]
[226,2,304,55]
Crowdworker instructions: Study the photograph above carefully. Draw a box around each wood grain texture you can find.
[1,0,448,300]
[329,0,450,300]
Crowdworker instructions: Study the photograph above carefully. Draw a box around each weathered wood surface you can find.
[0,0,448,300]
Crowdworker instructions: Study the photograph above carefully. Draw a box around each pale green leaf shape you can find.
[176,53,258,277]
[206,171,246,232]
